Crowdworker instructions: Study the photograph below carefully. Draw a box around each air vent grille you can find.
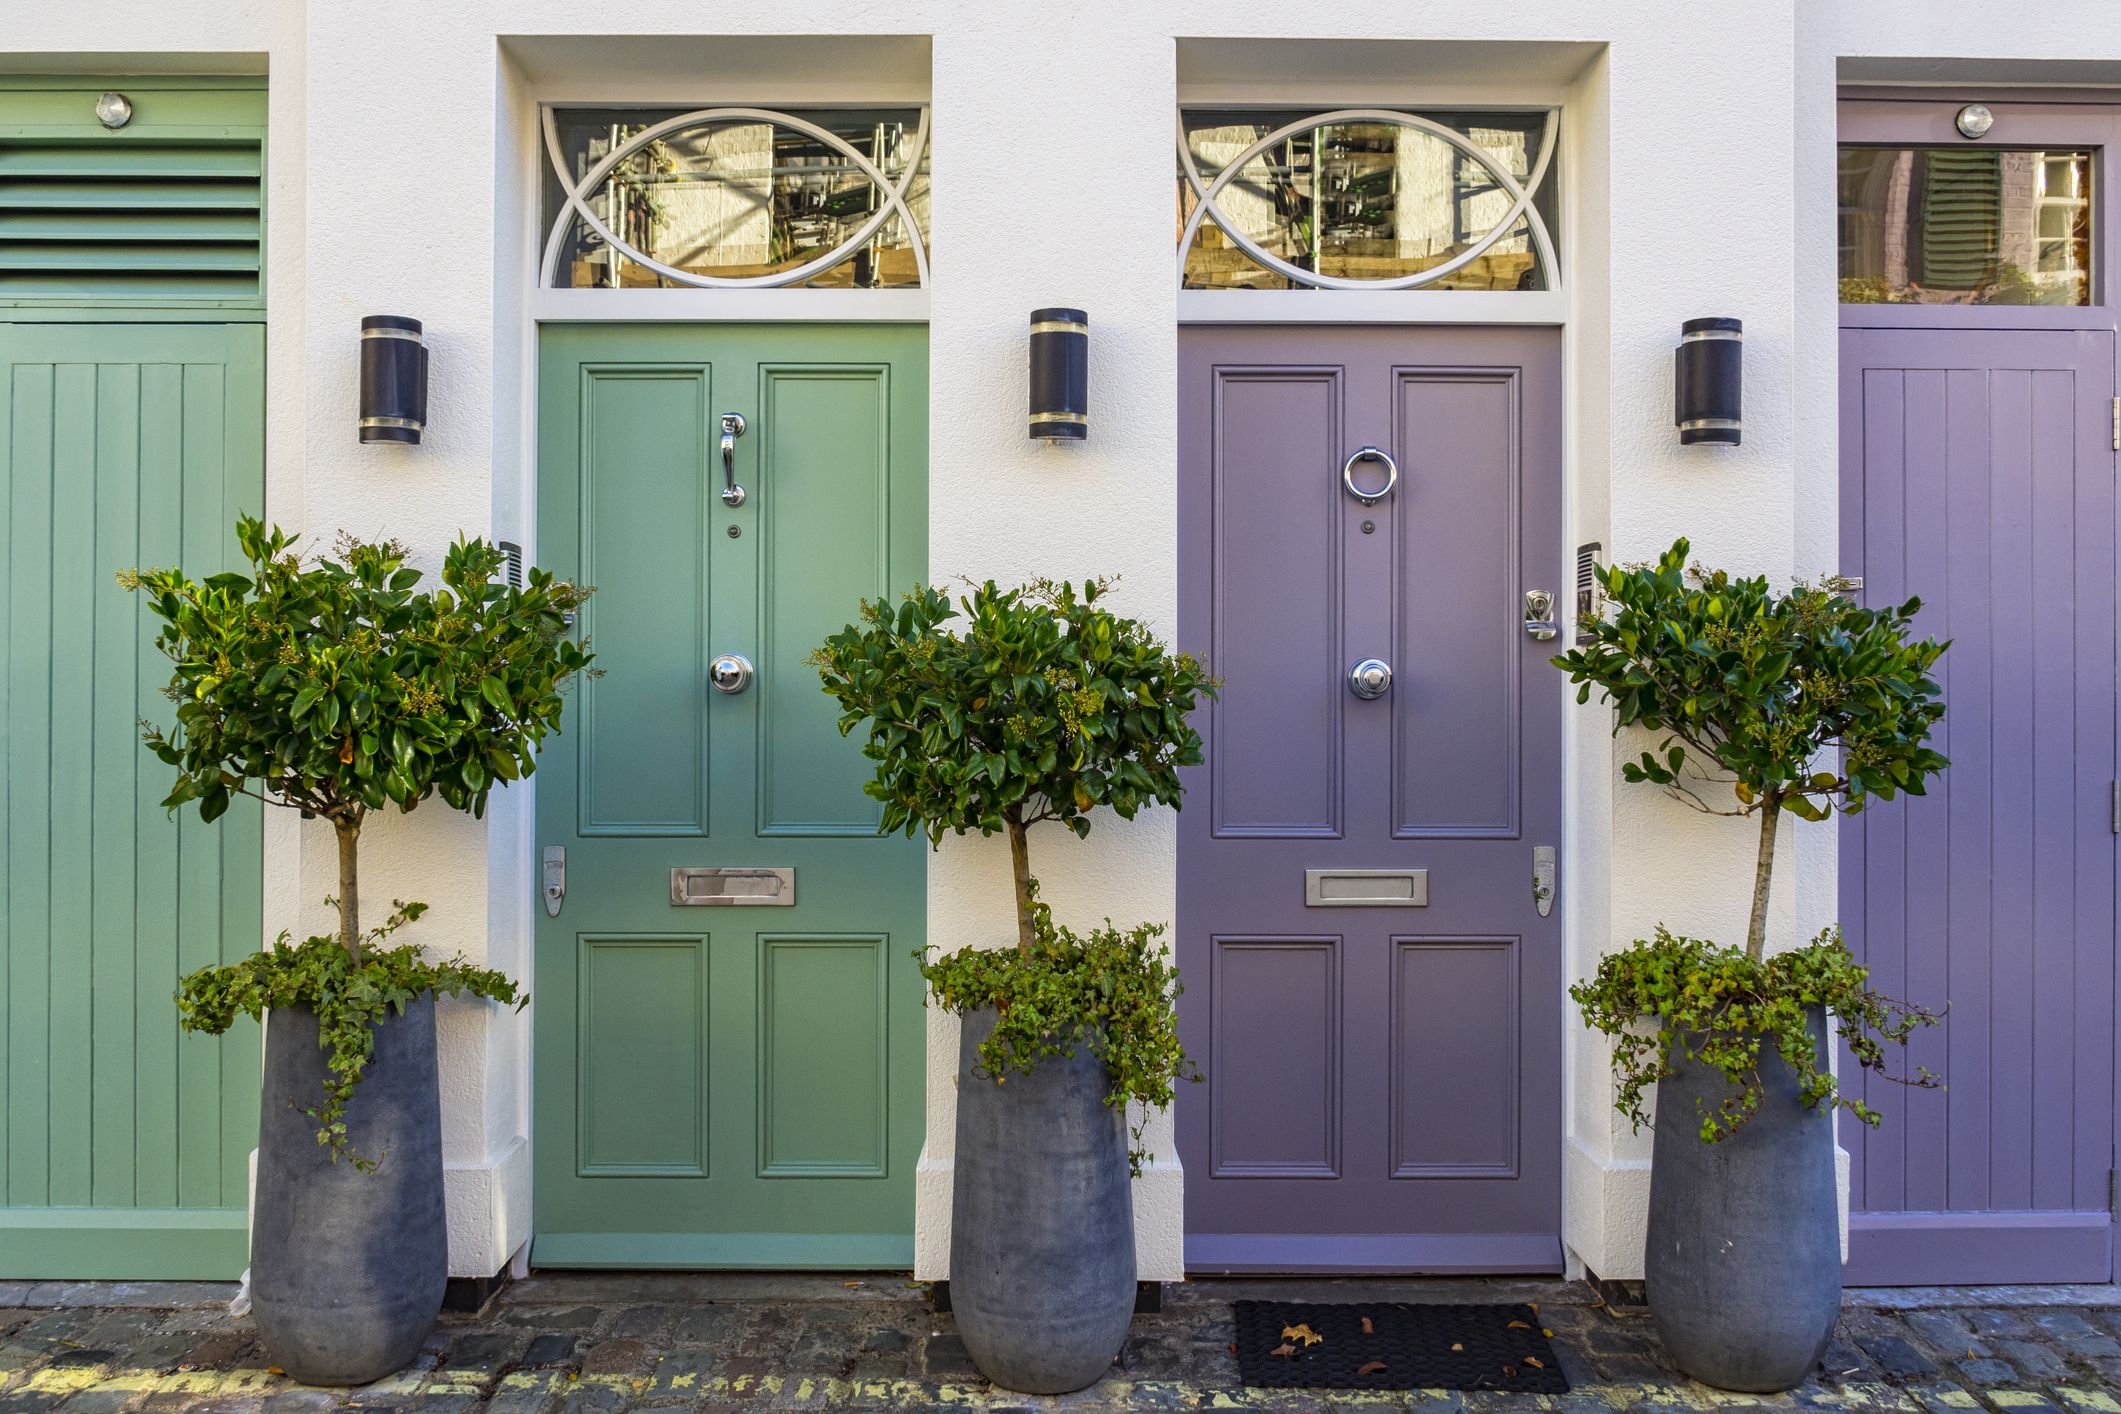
[0,138,263,305]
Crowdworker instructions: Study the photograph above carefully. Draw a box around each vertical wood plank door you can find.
[1176,325,1565,1272]
[532,324,927,1268]
[1839,325,2119,1284]
[0,322,265,1277]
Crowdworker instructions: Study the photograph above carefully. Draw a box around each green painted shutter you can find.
[0,83,266,314]
[0,321,265,1278]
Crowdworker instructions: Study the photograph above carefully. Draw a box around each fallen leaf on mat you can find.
[1270,1343,1297,1359]
[1281,1323,1322,1347]
[1357,1361,1388,1375]
[1450,1342,1465,1352]
[1503,1364,1518,1378]
[1525,1356,1545,1369]
[1360,1317,1374,1335]
[1508,1319,1532,1329]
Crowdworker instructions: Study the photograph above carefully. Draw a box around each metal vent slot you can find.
[1574,541,1602,640]
[0,140,264,305]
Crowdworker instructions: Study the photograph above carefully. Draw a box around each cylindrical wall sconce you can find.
[1674,317,1742,446]
[1028,307,1087,442]
[359,316,428,445]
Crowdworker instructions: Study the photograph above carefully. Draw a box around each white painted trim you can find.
[1177,289,1565,324]
[531,287,929,322]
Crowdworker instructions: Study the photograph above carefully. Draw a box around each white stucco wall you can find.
[6,0,2110,1286]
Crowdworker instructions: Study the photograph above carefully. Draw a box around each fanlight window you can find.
[1177,108,1559,292]
[541,105,930,290]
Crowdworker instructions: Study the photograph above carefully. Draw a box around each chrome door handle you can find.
[709,653,754,694]
[1524,589,1558,641]
[1348,658,1392,699]
[719,412,747,507]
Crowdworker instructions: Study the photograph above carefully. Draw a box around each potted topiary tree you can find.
[123,517,590,1386]
[812,578,1213,1395]
[1553,539,1945,1392]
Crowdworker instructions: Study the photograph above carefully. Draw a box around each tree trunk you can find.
[1004,809,1037,954]
[336,817,362,963]
[1746,794,1781,961]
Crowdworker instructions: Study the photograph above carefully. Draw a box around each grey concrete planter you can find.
[948,1005,1135,1394]
[250,994,447,1386]
[1645,1006,1840,1392]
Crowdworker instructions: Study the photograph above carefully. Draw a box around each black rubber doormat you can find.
[1232,1300,1570,1394]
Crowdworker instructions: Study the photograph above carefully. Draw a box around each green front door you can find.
[533,324,927,1268]
[0,321,265,1277]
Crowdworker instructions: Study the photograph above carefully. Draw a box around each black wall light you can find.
[1674,317,1741,446]
[1028,308,1087,442]
[359,316,428,444]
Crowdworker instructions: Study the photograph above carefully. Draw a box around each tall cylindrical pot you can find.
[251,993,447,1386]
[949,1005,1135,1394]
[1646,1005,1840,1392]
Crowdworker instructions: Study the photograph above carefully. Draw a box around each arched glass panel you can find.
[1177,108,1559,292]
[542,106,930,290]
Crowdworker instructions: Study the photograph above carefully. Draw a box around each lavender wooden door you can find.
[1839,324,2119,1284]
[1177,325,1564,1273]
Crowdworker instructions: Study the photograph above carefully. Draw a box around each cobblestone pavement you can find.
[5,1273,2121,1413]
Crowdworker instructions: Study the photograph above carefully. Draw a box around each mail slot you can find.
[1304,868,1428,908]
[670,867,795,906]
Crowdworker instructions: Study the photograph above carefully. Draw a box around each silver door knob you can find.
[1349,658,1392,700]
[709,654,754,694]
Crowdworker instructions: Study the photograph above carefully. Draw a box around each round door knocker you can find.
[1341,446,1399,505]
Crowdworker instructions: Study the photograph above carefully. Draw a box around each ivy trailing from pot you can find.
[1570,925,1938,1145]
[811,577,1214,1394]
[176,902,523,1171]
[920,909,1192,1174]
[1551,538,1948,1393]
[123,517,592,1384]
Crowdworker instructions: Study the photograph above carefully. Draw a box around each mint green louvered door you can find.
[1,82,267,1278]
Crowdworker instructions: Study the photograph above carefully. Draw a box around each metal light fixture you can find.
[1674,317,1742,446]
[1028,308,1087,442]
[95,91,132,129]
[358,316,427,445]
[1955,103,1995,140]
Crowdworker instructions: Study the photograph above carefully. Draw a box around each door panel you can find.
[1839,325,2118,1285]
[0,322,264,1277]
[1178,325,1563,1273]
[533,324,926,1268]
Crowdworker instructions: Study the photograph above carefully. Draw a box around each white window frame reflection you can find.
[536,103,930,310]
[1176,107,1561,304]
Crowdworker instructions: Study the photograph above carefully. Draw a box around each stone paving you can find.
[4,1272,2121,1413]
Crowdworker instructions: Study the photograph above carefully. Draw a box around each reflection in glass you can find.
[544,108,929,289]
[1178,110,1558,291]
[1838,146,2091,306]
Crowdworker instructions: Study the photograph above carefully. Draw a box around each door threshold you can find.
[1185,1232,1564,1275]
[531,1232,914,1270]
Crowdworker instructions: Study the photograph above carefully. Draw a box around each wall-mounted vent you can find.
[0,138,263,306]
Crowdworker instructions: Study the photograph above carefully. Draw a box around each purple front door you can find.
[1176,325,1564,1273]
[1838,324,2120,1284]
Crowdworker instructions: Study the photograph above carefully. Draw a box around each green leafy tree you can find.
[810,578,1216,952]
[123,516,593,962]
[1551,538,1948,960]
[811,577,1216,1169]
